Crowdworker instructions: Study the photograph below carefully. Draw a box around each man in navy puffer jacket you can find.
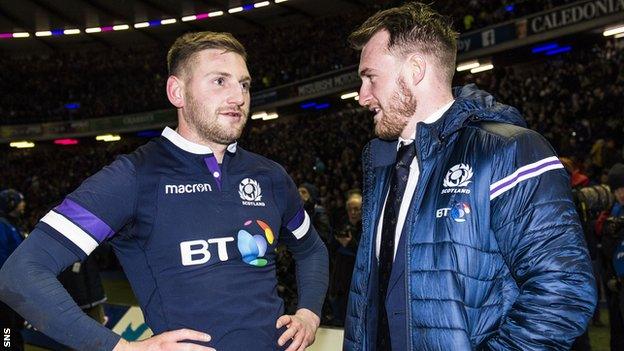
[343,3,597,350]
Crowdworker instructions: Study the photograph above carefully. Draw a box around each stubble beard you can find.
[374,77,417,140]
[184,92,248,145]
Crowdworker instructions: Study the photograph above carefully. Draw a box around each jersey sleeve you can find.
[485,130,597,350]
[274,165,312,241]
[273,166,329,317]
[36,155,137,260]
[0,229,122,350]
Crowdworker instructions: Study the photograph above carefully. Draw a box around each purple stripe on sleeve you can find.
[204,156,222,190]
[54,198,114,242]
[490,159,561,195]
[286,207,305,231]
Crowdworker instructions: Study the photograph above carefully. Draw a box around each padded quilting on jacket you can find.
[343,84,597,351]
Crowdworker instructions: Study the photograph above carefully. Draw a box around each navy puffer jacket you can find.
[343,84,597,350]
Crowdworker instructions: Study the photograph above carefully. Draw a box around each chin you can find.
[374,125,398,140]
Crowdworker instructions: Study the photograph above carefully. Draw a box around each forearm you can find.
[291,234,329,317]
[0,230,121,350]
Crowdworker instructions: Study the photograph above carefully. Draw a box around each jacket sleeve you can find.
[0,221,22,267]
[484,130,597,350]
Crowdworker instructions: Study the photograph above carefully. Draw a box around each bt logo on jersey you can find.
[237,219,275,267]
[179,219,276,267]
[180,237,234,266]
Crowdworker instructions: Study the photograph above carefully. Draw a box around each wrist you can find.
[112,338,131,351]
[296,308,320,328]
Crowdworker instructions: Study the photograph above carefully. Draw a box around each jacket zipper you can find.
[405,126,441,350]
[405,132,425,351]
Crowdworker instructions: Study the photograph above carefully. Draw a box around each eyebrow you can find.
[206,71,251,82]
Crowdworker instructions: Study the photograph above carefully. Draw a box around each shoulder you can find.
[124,138,171,166]
[236,147,291,179]
[464,121,555,161]
[468,121,544,145]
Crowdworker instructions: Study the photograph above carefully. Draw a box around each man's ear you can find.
[166,75,185,108]
[406,53,426,86]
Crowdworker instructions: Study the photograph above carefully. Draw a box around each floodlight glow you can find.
[275,0,288,2]
[456,60,480,72]
[35,31,52,37]
[161,18,177,25]
[229,7,243,13]
[63,29,80,35]
[340,92,359,100]
[209,11,224,17]
[615,33,624,38]
[113,24,129,31]
[255,1,270,8]
[470,64,494,73]
[545,46,572,56]
[252,111,268,120]
[96,134,121,142]
[531,42,558,53]
[182,15,197,22]
[263,113,278,120]
[85,27,102,33]
[134,22,149,28]
[603,24,624,36]
[315,103,330,110]
[54,138,79,145]
[9,141,35,148]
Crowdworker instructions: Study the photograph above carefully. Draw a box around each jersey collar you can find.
[162,127,238,155]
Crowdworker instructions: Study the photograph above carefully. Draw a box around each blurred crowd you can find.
[0,0,583,125]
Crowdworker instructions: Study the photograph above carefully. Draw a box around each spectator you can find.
[329,191,362,325]
[299,183,332,244]
[0,189,26,351]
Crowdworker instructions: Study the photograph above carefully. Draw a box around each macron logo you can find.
[165,183,213,194]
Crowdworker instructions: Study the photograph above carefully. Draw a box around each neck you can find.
[177,118,228,163]
[401,89,454,139]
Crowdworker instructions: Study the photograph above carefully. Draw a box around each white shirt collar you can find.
[397,99,455,149]
[161,127,237,155]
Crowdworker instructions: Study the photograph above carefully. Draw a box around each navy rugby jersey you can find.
[33,127,326,350]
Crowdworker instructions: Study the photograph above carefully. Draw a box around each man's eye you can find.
[215,77,225,86]
[241,82,251,91]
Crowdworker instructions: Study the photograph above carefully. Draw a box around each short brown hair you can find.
[167,31,247,77]
[349,2,458,83]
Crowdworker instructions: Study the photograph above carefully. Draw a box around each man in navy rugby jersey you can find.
[0,32,328,351]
